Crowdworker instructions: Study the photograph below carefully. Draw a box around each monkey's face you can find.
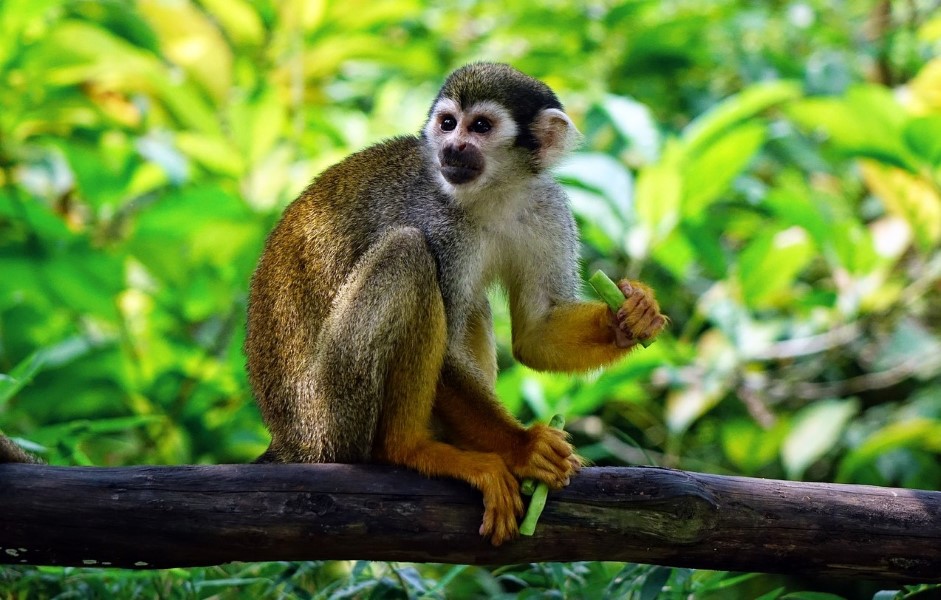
[424,98,522,191]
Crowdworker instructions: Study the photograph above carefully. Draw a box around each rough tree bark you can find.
[0,464,938,581]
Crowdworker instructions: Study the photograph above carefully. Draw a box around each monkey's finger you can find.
[532,435,577,471]
[623,304,657,335]
[639,315,665,341]
[524,458,570,488]
[539,427,575,458]
[523,425,575,466]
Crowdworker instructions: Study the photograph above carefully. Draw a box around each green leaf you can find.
[904,115,941,166]
[639,567,672,600]
[0,351,45,408]
[130,186,259,284]
[31,416,163,443]
[682,121,766,217]
[175,132,245,176]
[651,227,696,280]
[682,80,801,157]
[138,0,233,102]
[665,331,737,434]
[229,85,287,165]
[40,249,124,320]
[782,399,859,480]
[764,180,880,276]
[781,593,848,600]
[737,228,815,309]
[786,85,918,171]
[873,318,941,376]
[721,418,788,474]
[837,418,941,482]
[560,152,632,248]
[755,587,786,600]
[634,142,683,246]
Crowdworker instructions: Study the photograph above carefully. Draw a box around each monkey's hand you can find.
[505,424,582,488]
[611,280,667,348]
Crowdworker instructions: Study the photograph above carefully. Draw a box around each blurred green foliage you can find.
[1,0,940,598]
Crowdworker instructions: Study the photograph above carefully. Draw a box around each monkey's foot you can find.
[506,424,581,489]
[612,280,667,348]
[473,456,524,546]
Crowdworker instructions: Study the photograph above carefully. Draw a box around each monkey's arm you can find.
[506,198,665,373]
[510,278,665,373]
[512,299,625,372]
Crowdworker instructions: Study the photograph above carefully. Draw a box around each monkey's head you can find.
[422,63,580,195]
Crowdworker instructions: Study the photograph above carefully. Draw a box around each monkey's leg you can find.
[434,368,581,490]
[432,305,579,488]
[323,227,522,545]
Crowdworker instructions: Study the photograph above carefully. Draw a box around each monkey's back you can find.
[244,136,439,447]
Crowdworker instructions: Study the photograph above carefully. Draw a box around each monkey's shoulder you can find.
[320,136,427,187]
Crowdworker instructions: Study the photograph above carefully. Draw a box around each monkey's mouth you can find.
[440,146,484,185]
[441,165,481,185]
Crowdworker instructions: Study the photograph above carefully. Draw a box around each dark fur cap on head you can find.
[429,62,563,151]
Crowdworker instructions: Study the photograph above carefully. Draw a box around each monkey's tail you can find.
[0,432,43,464]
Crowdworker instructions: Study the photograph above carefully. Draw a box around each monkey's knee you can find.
[329,226,442,340]
[368,227,438,287]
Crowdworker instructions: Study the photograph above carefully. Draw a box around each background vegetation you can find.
[2,0,940,598]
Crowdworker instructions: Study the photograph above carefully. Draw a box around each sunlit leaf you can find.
[559,152,632,216]
[907,57,941,113]
[651,227,696,280]
[277,0,327,31]
[860,160,941,251]
[138,0,233,102]
[174,132,245,176]
[560,152,632,249]
[782,399,859,480]
[764,180,880,275]
[229,85,289,166]
[602,95,661,163]
[197,0,265,47]
[21,19,163,88]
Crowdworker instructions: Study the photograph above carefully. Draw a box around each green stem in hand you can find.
[519,414,565,536]
[588,270,655,348]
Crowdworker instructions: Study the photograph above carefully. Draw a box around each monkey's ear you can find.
[532,108,581,169]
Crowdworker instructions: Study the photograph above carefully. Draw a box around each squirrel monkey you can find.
[244,63,667,545]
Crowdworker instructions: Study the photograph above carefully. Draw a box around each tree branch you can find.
[0,464,938,582]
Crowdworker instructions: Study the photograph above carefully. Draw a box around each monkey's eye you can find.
[440,115,457,132]
[469,117,492,134]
